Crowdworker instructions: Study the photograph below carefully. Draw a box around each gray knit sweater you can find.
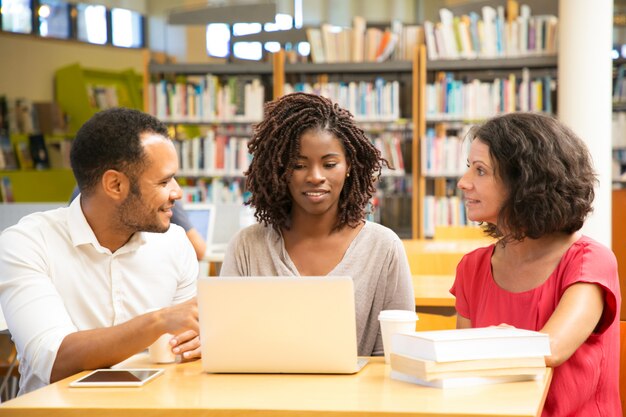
[219,221,415,356]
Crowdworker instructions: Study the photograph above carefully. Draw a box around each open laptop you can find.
[197,276,368,374]
[183,203,216,244]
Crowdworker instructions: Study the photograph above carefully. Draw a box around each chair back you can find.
[619,320,626,417]
[433,225,486,240]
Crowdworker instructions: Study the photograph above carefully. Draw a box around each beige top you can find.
[220,221,415,356]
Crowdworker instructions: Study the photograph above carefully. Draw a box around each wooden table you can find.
[0,354,552,417]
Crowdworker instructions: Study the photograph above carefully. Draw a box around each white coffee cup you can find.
[378,310,418,364]
[149,333,176,364]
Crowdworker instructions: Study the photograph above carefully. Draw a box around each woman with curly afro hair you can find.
[452,112,621,416]
[220,92,414,357]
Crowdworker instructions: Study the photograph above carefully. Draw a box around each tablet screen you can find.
[70,369,164,387]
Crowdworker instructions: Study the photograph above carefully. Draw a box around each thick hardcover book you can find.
[390,352,545,381]
[390,369,542,389]
[306,28,325,63]
[391,327,551,362]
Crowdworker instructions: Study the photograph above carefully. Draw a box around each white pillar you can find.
[558,0,614,247]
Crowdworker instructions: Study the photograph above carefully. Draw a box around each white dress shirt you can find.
[0,197,198,395]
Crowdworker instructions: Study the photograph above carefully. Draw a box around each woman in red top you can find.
[451,113,621,417]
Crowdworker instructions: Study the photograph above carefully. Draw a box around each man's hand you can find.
[52,297,201,383]
[156,298,199,335]
[171,330,201,360]
[156,298,201,360]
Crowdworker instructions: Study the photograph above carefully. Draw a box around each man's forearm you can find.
[50,299,198,383]
[50,311,164,383]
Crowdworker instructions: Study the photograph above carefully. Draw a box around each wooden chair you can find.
[619,320,626,417]
[433,225,486,240]
[402,238,492,276]
[0,331,19,402]
[402,231,494,331]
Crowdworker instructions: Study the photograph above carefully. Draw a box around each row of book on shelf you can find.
[148,77,401,123]
[371,131,406,176]
[0,134,71,171]
[306,17,425,64]
[418,120,472,240]
[147,76,265,123]
[423,195,469,239]
[425,69,555,121]
[389,326,550,388]
[171,126,407,179]
[283,79,400,122]
[178,177,247,205]
[421,125,471,177]
[424,2,557,61]
[302,1,557,64]
[1,96,67,136]
[174,131,252,177]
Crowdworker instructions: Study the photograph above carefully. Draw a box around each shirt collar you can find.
[68,194,147,254]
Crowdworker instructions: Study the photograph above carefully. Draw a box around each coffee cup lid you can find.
[378,309,418,322]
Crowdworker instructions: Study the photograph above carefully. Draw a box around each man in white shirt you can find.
[0,108,200,395]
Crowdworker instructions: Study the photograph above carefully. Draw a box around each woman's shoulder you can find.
[562,234,617,268]
[572,235,613,253]
[234,222,274,242]
[361,221,402,242]
[230,222,287,251]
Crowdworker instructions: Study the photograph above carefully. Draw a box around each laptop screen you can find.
[197,275,365,374]
[184,204,215,242]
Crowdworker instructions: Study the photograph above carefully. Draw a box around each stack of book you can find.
[424,1,558,60]
[389,327,550,388]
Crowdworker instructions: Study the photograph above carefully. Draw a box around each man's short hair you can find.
[70,107,169,196]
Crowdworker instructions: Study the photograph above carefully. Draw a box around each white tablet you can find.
[69,369,164,387]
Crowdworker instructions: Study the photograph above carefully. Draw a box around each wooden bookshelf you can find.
[148,62,272,75]
[414,45,426,239]
[1,169,75,202]
[55,64,143,135]
[144,45,560,240]
[419,54,558,238]
[145,19,563,241]
[284,61,413,74]
[146,56,276,209]
[427,55,557,72]
[146,50,422,239]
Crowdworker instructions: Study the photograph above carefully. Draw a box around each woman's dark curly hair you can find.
[245,92,389,231]
[469,112,596,242]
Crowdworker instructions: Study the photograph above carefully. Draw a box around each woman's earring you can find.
[346,172,350,178]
